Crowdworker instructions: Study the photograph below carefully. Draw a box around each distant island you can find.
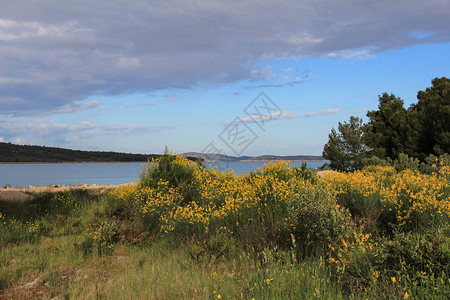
[0,142,324,163]
[182,152,324,162]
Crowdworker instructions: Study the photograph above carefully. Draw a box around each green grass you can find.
[0,233,344,299]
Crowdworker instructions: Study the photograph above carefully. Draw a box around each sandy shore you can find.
[0,184,119,202]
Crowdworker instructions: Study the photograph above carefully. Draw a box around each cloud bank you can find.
[0,118,172,145]
[0,0,449,115]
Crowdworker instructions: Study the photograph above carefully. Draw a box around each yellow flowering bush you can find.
[108,152,449,295]
[325,164,450,231]
[0,215,41,246]
[76,220,117,256]
[288,181,356,257]
[110,156,354,252]
[110,181,183,232]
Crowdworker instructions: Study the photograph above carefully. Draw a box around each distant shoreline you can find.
[0,161,149,164]
[1,159,328,164]
[238,159,328,162]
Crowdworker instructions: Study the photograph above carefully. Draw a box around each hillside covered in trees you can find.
[0,142,160,163]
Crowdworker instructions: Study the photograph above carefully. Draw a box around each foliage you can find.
[361,155,392,168]
[379,229,449,280]
[409,77,450,158]
[325,77,450,170]
[0,141,167,163]
[323,116,369,171]
[138,151,202,204]
[364,93,408,159]
[325,163,450,232]
[392,153,420,172]
[1,155,449,299]
[420,153,450,174]
[289,183,355,258]
[76,220,117,256]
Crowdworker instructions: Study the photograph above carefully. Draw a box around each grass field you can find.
[1,154,449,299]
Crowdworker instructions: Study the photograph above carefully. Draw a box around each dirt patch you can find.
[316,170,338,178]
[0,190,34,202]
[23,184,118,194]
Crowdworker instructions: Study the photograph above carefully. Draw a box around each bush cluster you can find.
[107,153,449,297]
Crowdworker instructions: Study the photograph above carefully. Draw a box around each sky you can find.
[0,0,449,156]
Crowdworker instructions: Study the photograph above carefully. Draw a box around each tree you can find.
[323,116,369,171]
[407,77,450,158]
[363,93,408,159]
[364,78,450,161]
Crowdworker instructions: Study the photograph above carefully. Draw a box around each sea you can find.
[0,160,329,187]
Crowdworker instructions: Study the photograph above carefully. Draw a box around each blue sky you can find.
[1,1,449,156]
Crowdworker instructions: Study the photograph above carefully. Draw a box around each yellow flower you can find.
[403,292,409,299]
[391,277,396,283]
[217,295,221,299]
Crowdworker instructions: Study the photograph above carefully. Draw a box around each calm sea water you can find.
[0,160,329,187]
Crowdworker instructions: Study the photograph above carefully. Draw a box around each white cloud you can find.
[348,107,369,114]
[13,137,26,144]
[0,77,34,84]
[300,108,341,118]
[117,57,143,69]
[51,101,105,114]
[324,49,375,59]
[125,102,155,108]
[286,32,323,47]
[237,108,340,125]
[251,66,275,80]
[0,97,26,105]
[239,111,298,125]
[163,96,180,100]
[0,19,64,41]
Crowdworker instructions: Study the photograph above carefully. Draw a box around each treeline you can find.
[0,142,161,163]
[323,77,450,171]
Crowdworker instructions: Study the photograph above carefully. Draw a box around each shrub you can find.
[327,230,377,294]
[325,165,450,233]
[288,183,356,258]
[393,153,420,172]
[361,155,392,168]
[420,153,450,174]
[139,152,202,205]
[76,220,117,256]
[378,229,449,280]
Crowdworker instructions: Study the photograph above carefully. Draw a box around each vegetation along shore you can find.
[1,153,448,299]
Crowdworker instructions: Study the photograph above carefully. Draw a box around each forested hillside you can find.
[0,142,159,162]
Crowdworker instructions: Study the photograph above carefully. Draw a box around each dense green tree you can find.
[324,77,449,168]
[408,77,450,158]
[323,116,369,171]
[363,93,408,159]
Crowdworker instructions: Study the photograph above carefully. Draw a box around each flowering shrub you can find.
[289,183,356,258]
[110,155,354,252]
[0,214,41,246]
[324,164,450,231]
[76,220,117,256]
[107,153,449,296]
